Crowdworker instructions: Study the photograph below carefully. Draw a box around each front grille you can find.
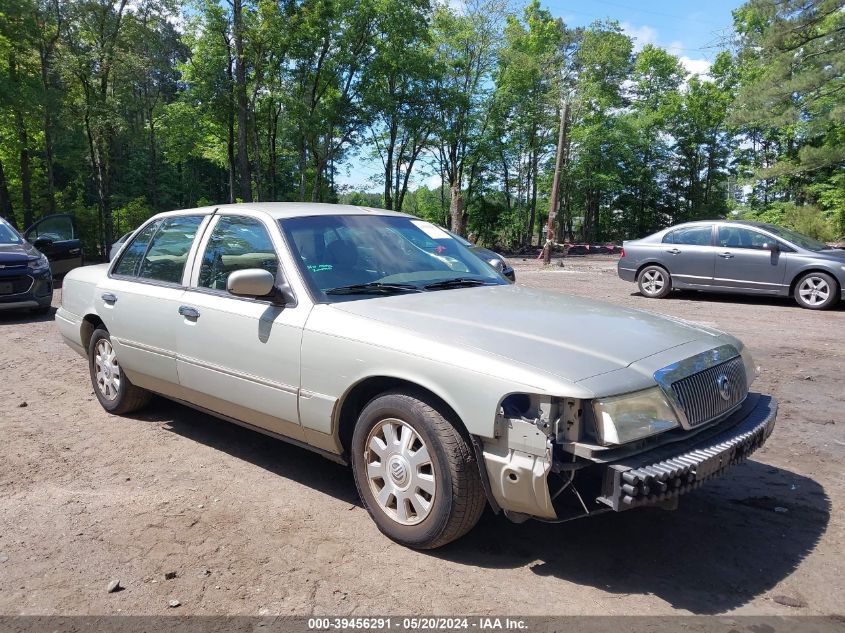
[671,356,747,427]
[0,275,34,296]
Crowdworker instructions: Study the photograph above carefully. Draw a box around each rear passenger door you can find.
[661,225,716,287]
[98,214,207,398]
[175,213,308,440]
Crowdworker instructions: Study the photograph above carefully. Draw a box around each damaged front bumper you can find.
[479,392,777,522]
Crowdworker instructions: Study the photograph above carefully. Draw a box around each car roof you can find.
[158,202,411,221]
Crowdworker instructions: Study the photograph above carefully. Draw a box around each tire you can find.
[637,265,672,298]
[88,327,151,414]
[351,391,486,549]
[793,272,839,310]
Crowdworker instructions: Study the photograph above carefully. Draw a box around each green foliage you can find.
[0,0,840,255]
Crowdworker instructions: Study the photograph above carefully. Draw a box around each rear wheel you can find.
[351,391,486,549]
[793,272,839,310]
[638,265,672,298]
[88,327,151,414]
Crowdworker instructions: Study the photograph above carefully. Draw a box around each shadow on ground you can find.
[631,289,845,312]
[136,397,828,615]
[0,305,55,325]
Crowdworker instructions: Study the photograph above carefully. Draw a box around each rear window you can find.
[664,226,712,246]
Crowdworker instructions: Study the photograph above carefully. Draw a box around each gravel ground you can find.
[0,255,842,616]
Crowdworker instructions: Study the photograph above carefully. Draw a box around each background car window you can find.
[113,221,161,277]
[137,216,202,284]
[198,216,278,291]
[25,215,74,241]
[667,226,712,246]
[718,226,775,250]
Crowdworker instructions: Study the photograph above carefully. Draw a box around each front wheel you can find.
[794,272,839,310]
[351,391,486,549]
[638,265,672,298]
[88,327,151,414]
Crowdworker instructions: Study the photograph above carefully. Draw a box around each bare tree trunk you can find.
[233,0,252,202]
[449,182,464,236]
[544,102,569,264]
[0,157,15,227]
[10,55,33,227]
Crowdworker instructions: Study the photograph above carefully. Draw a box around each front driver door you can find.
[175,213,308,441]
[713,225,788,293]
[25,214,82,275]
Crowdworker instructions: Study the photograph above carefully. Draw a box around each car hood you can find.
[0,242,38,265]
[469,245,504,264]
[329,284,725,384]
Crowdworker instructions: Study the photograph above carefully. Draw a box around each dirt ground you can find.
[0,255,843,616]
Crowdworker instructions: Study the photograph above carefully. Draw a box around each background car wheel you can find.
[638,265,672,298]
[88,327,152,414]
[351,391,486,549]
[794,272,839,310]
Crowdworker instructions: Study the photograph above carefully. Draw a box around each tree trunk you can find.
[543,102,569,264]
[449,182,464,236]
[10,56,33,227]
[233,0,252,202]
[0,157,15,227]
[148,109,158,209]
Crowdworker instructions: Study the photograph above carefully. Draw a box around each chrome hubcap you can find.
[642,270,665,295]
[94,338,121,400]
[365,418,435,526]
[799,277,830,306]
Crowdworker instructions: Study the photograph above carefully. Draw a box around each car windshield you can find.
[281,215,506,300]
[0,220,23,245]
[753,223,830,251]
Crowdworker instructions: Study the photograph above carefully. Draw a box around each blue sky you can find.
[337,0,745,192]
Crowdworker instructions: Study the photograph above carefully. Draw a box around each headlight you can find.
[740,346,757,388]
[29,253,50,272]
[487,257,504,272]
[592,387,680,445]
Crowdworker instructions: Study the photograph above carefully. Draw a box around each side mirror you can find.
[33,237,53,249]
[765,241,780,252]
[228,269,276,297]
[227,268,295,306]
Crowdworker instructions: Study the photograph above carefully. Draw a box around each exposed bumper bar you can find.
[598,392,777,511]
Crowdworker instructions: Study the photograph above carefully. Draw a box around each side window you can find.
[198,216,278,291]
[26,215,75,241]
[113,221,160,277]
[662,232,674,244]
[718,226,774,250]
[137,216,203,284]
[671,226,712,246]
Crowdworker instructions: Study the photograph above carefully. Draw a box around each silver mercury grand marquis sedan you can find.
[57,203,777,549]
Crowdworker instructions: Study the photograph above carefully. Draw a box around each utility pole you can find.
[543,100,570,265]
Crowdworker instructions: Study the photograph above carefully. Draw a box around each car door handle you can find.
[666,248,681,254]
[719,252,734,259]
[178,306,200,319]
[101,292,117,304]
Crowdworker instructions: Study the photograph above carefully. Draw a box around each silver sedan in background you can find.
[618,220,845,310]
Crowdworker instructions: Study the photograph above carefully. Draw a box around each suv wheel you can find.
[794,272,839,310]
[638,265,671,298]
[351,391,486,549]
[88,327,151,414]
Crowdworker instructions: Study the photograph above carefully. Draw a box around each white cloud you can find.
[679,56,712,78]
[621,22,658,52]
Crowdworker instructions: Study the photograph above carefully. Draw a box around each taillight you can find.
[620,247,625,258]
